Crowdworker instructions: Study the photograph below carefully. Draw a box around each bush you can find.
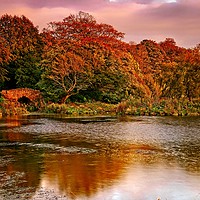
[116,97,200,116]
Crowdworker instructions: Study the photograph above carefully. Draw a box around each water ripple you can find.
[0,142,96,154]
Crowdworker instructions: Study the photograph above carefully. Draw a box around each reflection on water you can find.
[0,115,200,200]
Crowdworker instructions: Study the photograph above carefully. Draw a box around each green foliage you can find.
[0,96,3,101]
[43,102,116,115]
[115,97,200,116]
[0,36,10,83]
[69,89,101,103]
[0,12,199,116]
[88,69,128,103]
[0,14,43,90]
[15,53,42,88]
[37,78,65,103]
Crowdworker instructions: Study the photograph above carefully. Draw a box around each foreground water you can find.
[0,115,200,200]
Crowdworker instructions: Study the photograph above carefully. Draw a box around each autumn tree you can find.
[179,48,200,100]
[70,42,136,103]
[160,38,200,100]
[39,41,93,103]
[0,36,10,85]
[43,11,124,45]
[129,39,171,100]
[0,14,43,89]
[40,11,135,103]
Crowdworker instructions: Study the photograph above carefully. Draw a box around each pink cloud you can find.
[0,0,199,47]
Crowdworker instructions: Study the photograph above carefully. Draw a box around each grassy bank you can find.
[1,97,199,117]
[43,98,200,117]
[43,102,117,116]
[116,98,200,116]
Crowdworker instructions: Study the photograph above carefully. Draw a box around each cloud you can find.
[0,0,109,10]
[0,0,199,47]
[130,0,200,46]
[107,0,154,3]
[96,0,200,47]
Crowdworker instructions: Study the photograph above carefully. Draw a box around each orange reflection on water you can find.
[39,152,129,199]
[1,116,33,142]
[36,151,200,200]
[1,131,33,142]
[34,143,163,199]
[5,116,22,127]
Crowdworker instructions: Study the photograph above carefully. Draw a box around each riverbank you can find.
[43,99,200,117]
[1,98,200,117]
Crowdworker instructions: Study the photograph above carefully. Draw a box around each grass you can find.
[42,98,200,117]
[43,102,117,116]
[115,98,200,116]
[1,97,199,117]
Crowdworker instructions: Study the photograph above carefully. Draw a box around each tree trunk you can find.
[61,94,71,104]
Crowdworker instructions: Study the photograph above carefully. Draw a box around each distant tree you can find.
[129,39,170,100]
[42,11,126,51]
[160,38,200,99]
[0,14,43,89]
[159,38,181,62]
[182,48,200,99]
[0,36,10,84]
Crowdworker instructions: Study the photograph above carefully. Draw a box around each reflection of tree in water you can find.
[41,143,162,199]
[0,117,43,199]
[1,139,200,199]
[1,131,33,142]
[1,115,200,199]
[42,154,124,199]
[0,115,31,128]
[0,146,44,199]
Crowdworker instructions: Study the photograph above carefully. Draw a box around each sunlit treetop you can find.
[43,11,125,48]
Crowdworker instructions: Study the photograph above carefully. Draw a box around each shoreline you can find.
[1,101,199,117]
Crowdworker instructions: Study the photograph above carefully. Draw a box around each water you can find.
[0,115,200,200]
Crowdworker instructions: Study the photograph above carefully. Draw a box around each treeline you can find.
[0,11,200,111]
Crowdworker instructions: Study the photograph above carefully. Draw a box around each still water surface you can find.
[0,115,200,200]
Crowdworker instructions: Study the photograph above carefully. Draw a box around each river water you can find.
[0,115,200,200]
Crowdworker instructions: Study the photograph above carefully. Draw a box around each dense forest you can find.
[0,11,200,116]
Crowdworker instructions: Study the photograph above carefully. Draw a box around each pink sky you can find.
[0,0,200,48]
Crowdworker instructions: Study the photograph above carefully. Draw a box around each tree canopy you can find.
[0,12,199,105]
[0,14,43,89]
